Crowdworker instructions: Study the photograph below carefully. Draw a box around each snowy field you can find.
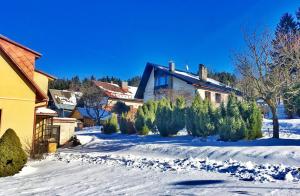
[0,119,300,195]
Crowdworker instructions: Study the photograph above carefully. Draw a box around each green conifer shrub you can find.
[139,125,150,135]
[247,102,263,139]
[120,112,137,134]
[171,97,186,132]
[186,94,215,137]
[155,98,173,136]
[135,100,157,133]
[217,95,262,141]
[0,129,27,177]
[103,114,119,134]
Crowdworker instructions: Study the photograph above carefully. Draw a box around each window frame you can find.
[205,91,211,101]
[154,70,168,89]
[215,93,222,103]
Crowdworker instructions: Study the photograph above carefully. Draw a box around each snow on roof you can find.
[93,81,137,100]
[36,107,57,116]
[156,65,231,88]
[128,86,137,97]
[135,63,242,99]
[77,107,111,120]
[49,89,83,110]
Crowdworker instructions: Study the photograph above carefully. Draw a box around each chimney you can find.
[199,64,207,81]
[169,60,175,72]
[121,81,128,91]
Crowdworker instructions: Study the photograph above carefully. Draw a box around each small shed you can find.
[52,117,77,145]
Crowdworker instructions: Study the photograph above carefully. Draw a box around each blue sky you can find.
[1,0,299,79]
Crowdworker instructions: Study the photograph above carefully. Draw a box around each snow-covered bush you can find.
[103,114,119,134]
[186,94,216,137]
[0,129,27,177]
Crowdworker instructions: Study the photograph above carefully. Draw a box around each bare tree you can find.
[234,30,300,138]
[80,82,111,126]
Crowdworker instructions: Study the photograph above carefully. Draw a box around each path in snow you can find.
[0,119,300,195]
[0,158,300,196]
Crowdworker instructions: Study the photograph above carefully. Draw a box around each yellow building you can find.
[0,34,56,155]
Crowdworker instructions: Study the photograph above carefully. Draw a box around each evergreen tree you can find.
[171,97,186,132]
[0,129,27,177]
[155,98,173,136]
[135,107,145,133]
[273,12,299,118]
[275,13,298,37]
[134,100,157,133]
[103,114,119,134]
[69,76,81,91]
[186,94,215,137]
[127,76,141,87]
[218,95,248,141]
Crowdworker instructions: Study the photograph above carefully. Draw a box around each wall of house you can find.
[197,88,230,107]
[53,117,76,145]
[34,71,50,95]
[109,99,143,109]
[172,76,196,104]
[0,53,36,147]
[69,109,82,120]
[143,69,197,104]
[144,69,155,102]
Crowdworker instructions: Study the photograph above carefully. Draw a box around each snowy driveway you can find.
[1,119,300,195]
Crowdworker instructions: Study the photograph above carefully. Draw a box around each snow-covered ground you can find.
[0,119,300,195]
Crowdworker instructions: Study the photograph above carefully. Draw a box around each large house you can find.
[135,62,241,105]
[0,35,57,154]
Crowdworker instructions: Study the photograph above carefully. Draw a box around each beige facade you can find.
[53,117,76,145]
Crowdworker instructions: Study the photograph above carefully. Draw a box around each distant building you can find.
[135,62,242,105]
[48,89,82,117]
[70,107,111,127]
[93,81,143,110]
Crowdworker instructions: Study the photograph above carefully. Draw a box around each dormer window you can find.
[154,70,168,88]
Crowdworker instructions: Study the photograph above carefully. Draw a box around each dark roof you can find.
[135,62,242,99]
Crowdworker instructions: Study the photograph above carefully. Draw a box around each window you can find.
[205,91,211,101]
[155,73,168,87]
[215,93,222,103]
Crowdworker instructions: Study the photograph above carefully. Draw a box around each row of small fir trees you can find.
[134,94,262,141]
